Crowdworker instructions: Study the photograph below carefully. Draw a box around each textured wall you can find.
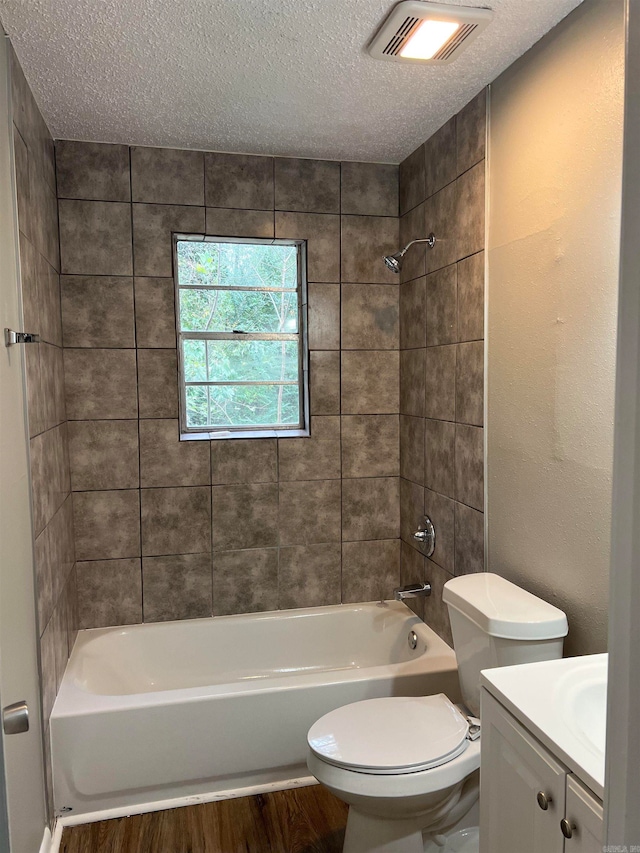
[10,45,77,819]
[487,0,624,656]
[398,91,487,643]
[55,143,402,627]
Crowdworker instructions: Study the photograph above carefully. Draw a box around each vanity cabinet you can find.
[480,690,603,853]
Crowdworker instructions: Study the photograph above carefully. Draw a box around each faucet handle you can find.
[413,516,435,557]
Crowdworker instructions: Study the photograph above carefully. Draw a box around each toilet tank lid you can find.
[442,573,568,640]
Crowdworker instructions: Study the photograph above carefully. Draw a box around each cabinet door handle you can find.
[536,791,552,810]
[560,818,575,839]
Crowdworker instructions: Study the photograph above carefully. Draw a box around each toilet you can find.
[306,573,568,853]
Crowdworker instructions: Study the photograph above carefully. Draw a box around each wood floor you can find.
[60,785,348,853]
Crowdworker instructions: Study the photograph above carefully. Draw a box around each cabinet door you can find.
[563,775,603,853]
[480,691,565,853]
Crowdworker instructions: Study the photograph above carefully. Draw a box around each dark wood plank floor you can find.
[60,785,348,853]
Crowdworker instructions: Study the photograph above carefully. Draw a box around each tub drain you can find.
[408,630,418,650]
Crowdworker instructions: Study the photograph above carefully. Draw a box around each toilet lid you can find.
[307,694,470,775]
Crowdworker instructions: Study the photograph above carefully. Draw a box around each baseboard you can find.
[39,822,62,853]
[58,775,317,828]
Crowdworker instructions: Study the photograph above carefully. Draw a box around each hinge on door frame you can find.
[4,329,40,346]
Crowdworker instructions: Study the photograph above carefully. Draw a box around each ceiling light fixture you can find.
[368,1,493,65]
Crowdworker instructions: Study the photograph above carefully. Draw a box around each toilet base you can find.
[343,807,426,853]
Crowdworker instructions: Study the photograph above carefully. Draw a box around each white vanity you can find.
[479,654,607,853]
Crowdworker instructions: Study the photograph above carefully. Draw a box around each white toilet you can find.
[307,573,568,853]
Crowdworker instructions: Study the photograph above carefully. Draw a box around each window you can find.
[174,236,308,437]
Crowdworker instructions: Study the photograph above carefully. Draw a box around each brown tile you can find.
[425,116,457,198]
[455,424,484,511]
[212,484,278,551]
[424,183,458,275]
[51,599,68,691]
[425,418,455,498]
[400,415,424,484]
[34,524,53,631]
[55,141,131,201]
[24,343,44,438]
[41,342,66,429]
[213,548,278,616]
[399,145,425,215]
[29,163,59,270]
[49,497,75,609]
[341,351,399,414]
[457,252,484,342]
[205,207,274,238]
[456,341,483,426]
[278,544,341,609]
[456,162,485,261]
[76,559,142,628]
[64,349,137,420]
[341,415,399,478]
[131,147,204,205]
[310,351,340,415]
[424,489,455,573]
[423,560,454,646]
[308,283,340,350]
[205,153,274,210]
[211,438,277,484]
[137,349,179,418]
[400,277,426,349]
[275,212,339,282]
[275,158,340,214]
[400,348,425,417]
[64,566,79,653]
[10,46,52,187]
[341,540,400,603]
[279,480,341,545]
[61,276,135,348]
[73,490,140,560]
[457,89,486,176]
[30,426,68,534]
[59,200,132,276]
[340,162,398,217]
[400,539,426,619]
[134,277,176,348]
[341,284,398,349]
[132,203,205,277]
[40,620,56,723]
[68,420,139,491]
[454,502,484,575]
[140,419,210,487]
[399,203,426,284]
[141,487,211,556]
[400,477,424,547]
[426,264,457,346]
[424,345,456,421]
[39,256,62,346]
[18,233,38,333]
[341,215,398,284]
[342,477,399,541]
[142,553,212,621]
[278,430,341,481]
[14,128,30,241]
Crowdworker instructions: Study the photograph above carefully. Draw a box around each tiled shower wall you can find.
[10,45,77,811]
[398,91,486,643]
[55,143,403,627]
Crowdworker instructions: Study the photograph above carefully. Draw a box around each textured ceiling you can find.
[0,0,584,163]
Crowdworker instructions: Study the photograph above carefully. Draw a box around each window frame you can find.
[173,233,309,440]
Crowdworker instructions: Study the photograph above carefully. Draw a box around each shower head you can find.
[383,233,436,273]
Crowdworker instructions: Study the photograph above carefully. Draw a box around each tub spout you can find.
[394,583,432,601]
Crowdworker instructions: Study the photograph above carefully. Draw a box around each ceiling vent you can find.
[368,1,493,64]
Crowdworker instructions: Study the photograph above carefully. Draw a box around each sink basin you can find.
[559,657,607,758]
[481,653,608,798]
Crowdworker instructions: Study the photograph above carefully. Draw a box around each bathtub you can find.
[50,600,460,820]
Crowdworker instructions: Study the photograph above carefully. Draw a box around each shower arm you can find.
[400,234,437,256]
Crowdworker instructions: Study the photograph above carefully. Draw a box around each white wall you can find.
[486,0,625,656]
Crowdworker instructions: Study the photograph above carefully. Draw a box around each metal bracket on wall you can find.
[4,329,40,347]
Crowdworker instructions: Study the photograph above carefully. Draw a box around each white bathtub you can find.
[51,600,460,820]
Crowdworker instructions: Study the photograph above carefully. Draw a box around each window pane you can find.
[206,340,299,383]
[177,241,298,290]
[187,384,300,429]
[183,340,207,382]
[179,288,298,333]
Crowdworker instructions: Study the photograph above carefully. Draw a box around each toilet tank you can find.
[442,573,568,716]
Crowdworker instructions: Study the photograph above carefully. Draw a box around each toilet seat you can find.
[307,694,470,775]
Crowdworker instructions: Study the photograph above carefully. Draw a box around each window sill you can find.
[180,428,311,441]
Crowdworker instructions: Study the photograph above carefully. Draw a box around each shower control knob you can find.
[413,516,436,558]
[536,791,552,810]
